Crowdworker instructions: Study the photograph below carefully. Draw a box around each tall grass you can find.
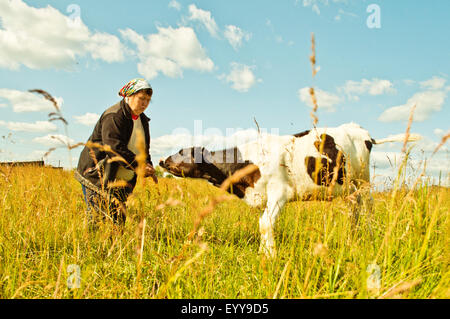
[0,164,448,298]
[0,34,448,300]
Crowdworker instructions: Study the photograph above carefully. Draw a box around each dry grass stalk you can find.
[405,161,427,200]
[43,147,57,158]
[83,142,129,222]
[174,164,259,260]
[312,134,326,188]
[29,89,85,167]
[155,197,183,211]
[52,256,64,298]
[87,147,103,191]
[308,33,319,127]
[253,117,261,135]
[86,141,134,172]
[68,142,84,150]
[432,133,449,156]
[327,150,344,200]
[137,218,146,265]
[30,89,68,133]
[187,194,233,242]
[375,107,423,263]
[379,278,422,299]
[402,104,416,153]
[135,131,148,186]
[29,89,61,112]
[310,33,317,78]
[107,156,129,166]
[305,291,357,299]
[345,182,370,204]
[135,217,146,298]
[219,164,259,192]
[133,131,153,297]
[49,135,70,147]
[157,242,209,298]
[0,166,12,183]
[107,180,129,188]
[309,88,319,126]
[272,259,291,299]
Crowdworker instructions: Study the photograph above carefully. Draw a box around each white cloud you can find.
[420,76,446,90]
[371,143,449,188]
[341,78,396,101]
[120,26,214,79]
[433,128,448,138]
[168,0,181,11]
[33,134,75,147]
[372,135,445,154]
[187,4,219,38]
[73,113,100,126]
[220,63,261,93]
[0,0,126,70]
[301,0,322,14]
[345,125,448,186]
[0,120,57,133]
[85,32,127,63]
[0,89,63,113]
[298,87,342,112]
[265,19,288,45]
[301,0,348,15]
[224,25,251,50]
[378,90,447,122]
[403,79,416,86]
[371,151,403,169]
[416,136,448,153]
[426,162,450,177]
[26,150,48,160]
[334,8,358,21]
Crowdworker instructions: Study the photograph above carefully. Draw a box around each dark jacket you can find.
[76,99,152,190]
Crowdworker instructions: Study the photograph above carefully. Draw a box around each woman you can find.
[75,78,157,227]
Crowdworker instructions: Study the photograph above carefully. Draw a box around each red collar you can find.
[132,114,139,120]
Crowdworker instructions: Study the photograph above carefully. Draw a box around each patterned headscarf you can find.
[118,78,152,97]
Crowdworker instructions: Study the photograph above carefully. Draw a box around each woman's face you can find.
[128,90,152,116]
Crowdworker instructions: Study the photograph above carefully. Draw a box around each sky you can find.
[0,0,449,187]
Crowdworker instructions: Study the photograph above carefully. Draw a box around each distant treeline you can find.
[0,161,62,169]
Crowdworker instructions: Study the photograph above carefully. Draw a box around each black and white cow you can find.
[159,123,421,257]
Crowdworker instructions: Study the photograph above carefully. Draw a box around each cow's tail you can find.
[373,133,422,145]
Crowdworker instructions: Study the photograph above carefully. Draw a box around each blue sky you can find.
[0,0,448,186]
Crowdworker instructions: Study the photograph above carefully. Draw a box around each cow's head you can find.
[159,147,226,185]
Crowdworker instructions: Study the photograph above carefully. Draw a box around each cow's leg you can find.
[259,184,289,258]
[349,181,374,237]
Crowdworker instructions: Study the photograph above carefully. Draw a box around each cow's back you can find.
[288,123,372,198]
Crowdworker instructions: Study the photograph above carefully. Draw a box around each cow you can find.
[159,123,421,257]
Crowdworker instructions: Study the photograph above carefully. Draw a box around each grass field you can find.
[0,164,448,299]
